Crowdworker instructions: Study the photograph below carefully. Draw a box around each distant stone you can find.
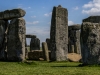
[46,38,50,50]
[7,18,26,61]
[67,53,82,62]
[30,38,40,50]
[81,22,100,64]
[26,35,36,38]
[0,8,26,20]
[42,42,49,61]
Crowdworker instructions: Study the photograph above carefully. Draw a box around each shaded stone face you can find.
[81,22,100,64]
[30,38,40,50]
[0,20,8,60]
[68,25,81,54]
[26,35,36,38]
[46,38,50,50]
[0,8,26,20]
[50,5,68,61]
[7,18,26,61]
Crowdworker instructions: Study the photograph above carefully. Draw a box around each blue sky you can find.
[0,0,99,45]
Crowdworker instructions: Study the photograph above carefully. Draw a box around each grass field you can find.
[0,61,100,75]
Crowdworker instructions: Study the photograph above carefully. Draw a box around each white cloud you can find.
[73,6,79,10]
[31,16,36,18]
[68,21,74,26]
[44,12,52,17]
[26,21,39,25]
[82,0,100,15]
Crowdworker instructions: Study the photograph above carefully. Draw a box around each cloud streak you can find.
[26,21,39,25]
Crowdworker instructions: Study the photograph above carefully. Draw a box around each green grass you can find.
[0,61,100,75]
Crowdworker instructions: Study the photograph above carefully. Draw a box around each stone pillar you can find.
[0,20,8,60]
[30,37,40,50]
[42,42,49,61]
[46,38,50,50]
[81,22,100,65]
[7,18,26,61]
[71,45,74,53]
[50,5,68,61]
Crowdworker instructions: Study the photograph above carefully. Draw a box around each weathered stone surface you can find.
[42,42,49,61]
[68,25,81,54]
[28,50,43,60]
[83,16,100,23]
[67,53,82,62]
[81,22,100,64]
[26,35,36,38]
[68,24,81,30]
[7,18,26,61]
[46,38,50,50]
[0,20,8,60]
[50,5,68,61]
[0,8,26,20]
[30,38,40,50]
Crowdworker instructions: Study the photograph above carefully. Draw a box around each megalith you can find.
[46,38,50,50]
[50,5,68,61]
[7,18,26,61]
[30,37,40,50]
[81,22,100,64]
[0,20,8,60]
[42,42,49,61]
[68,24,81,54]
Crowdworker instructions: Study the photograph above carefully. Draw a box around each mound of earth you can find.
[67,53,82,62]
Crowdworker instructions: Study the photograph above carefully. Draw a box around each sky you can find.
[0,0,100,46]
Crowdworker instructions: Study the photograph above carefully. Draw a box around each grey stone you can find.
[0,20,8,60]
[7,18,26,61]
[50,5,68,61]
[83,16,100,23]
[46,38,50,50]
[26,34,36,38]
[68,24,81,54]
[81,22,100,64]
[0,8,26,20]
[42,42,49,61]
[30,38,40,50]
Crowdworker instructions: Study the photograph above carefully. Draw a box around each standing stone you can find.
[7,18,26,61]
[42,42,49,61]
[46,38,50,50]
[81,22,100,64]
[68,25,81,54]
[0,20,8,60]
[30,38,40,50]
[50,5,68,61]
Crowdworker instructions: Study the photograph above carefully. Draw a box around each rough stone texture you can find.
[0,8,26,20]
[0,20,8,60]
[50,5,68,61]
[42,42,49,61]
[83,16,100,23]
[28,50,43,60]
[26,35,36,38]
[7,18,26,61]
[68,25,81,54]
[30,38,40,50]
[46,38,50,50]
[81,22,100,64]
[67,53,82,62]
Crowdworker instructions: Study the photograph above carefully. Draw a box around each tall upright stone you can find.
[46,38,50,50]
[7,18,26,61]
[0,20,8,60]
[68,25,81,54]
[81,22,100,64]
[50,5,68,61]
[42,42,49,61]
[30,37,40,50]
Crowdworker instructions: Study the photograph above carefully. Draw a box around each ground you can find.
[0,61,100,75]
